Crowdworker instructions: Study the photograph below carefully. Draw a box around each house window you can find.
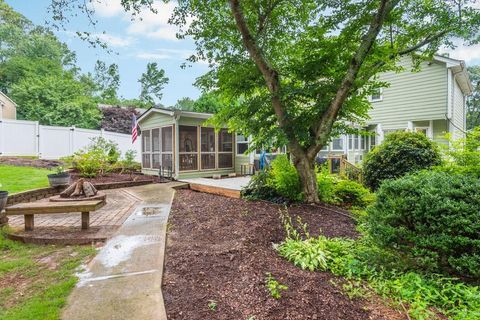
[332,137,343,151]
[218,129,233,168]
[179,125,198,171]
[142,130,151,168]
[369,88,383,102]
[415,127,429,136]
[236,134,249,155]
[201,127,216,170]
[369,134,376,151]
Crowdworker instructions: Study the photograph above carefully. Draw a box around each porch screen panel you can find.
[218,129,233,169]
[179,125,198,171]
[161,126,174,171]
[152,128,161,169]
[142,130,151,168]
[201,127,215,170]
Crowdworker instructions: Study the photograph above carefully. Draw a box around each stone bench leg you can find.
[25,214,34,231]
[81,212,90,230]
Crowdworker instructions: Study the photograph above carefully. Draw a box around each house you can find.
[137,107,249,179]
[138,55,473,178]
[0,92,17,120]
[318,55,473,164]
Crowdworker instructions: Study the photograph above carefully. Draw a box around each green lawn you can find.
[0,229,95,319]
[0,165,51,193]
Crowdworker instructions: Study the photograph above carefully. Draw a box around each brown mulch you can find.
[0,157,61,169]
[162,190,405,320]
[69,172,161,184]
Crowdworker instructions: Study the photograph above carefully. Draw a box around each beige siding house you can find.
[319,55,473,164]
[0,92,17,120]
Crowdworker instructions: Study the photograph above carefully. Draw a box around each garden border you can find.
[6,180,154,206]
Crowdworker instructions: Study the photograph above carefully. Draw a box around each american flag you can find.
[131,114,138,144]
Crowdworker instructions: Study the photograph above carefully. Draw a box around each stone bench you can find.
[5,200,106,231]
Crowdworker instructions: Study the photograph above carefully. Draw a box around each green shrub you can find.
[316,166,337,204]
[266,155,303,202]
[363,131,441,190]
[116,150,141,174]
[366,170,480,278]
[333,179,373,208]
[241,171,289,203]
[68,137,121,177]
[437,127,480,177]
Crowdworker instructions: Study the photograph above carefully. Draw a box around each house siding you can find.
[451,77,466,140]
[139,112,174,130]
[0,93,16,120]
[368,57,448,128]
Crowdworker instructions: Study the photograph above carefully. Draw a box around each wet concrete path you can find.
[62,183,185,320]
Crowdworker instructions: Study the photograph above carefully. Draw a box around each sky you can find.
[5,0,480,107]
[5,0,209,107]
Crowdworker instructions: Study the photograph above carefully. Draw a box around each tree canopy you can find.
[45,0,480,201]
[467,66,480,130]
[139,62,169,105]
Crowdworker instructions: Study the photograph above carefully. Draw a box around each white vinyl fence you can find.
[0,119,141,161]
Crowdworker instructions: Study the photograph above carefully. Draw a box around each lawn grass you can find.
[0,165,51,193]
[0,228,96,319]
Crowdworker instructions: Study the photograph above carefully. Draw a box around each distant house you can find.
[318,55,473,164]
[0,92,17,120]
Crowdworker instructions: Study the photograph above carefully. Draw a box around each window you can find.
[415,127,429,136]
[142,130,151,168]
[369,134,376,151]
[179,125,198,171]
[236,134,249,155]
[201,127,216,170]
[332,137,343,151]
[369,88,383,102]
[218,129,233,168]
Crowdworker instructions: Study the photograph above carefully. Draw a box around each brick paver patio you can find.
[8,188,142,230]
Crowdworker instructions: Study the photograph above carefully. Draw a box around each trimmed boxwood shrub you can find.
[363,131,441,190]
[366,170,480,278]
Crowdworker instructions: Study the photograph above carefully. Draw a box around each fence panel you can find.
[38,125,72,159]
[0,119,38,156]
[1,120,140,161]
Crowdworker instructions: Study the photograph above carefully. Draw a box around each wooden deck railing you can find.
[326,155,363,183]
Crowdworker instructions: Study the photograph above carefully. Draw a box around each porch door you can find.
[160,126,174,175]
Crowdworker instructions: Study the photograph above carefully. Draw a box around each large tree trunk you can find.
[293,154,319,203]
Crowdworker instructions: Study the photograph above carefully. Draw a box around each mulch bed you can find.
[0,157,61,169]
[70,172,161,184]
[163,190,403,320]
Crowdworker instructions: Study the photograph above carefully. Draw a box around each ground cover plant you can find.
[277,212,480,320]
[0,165,51,193]
[362,131,442,190]
[0,228,95,319]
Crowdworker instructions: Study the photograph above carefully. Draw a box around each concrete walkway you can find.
[62,183,182,320]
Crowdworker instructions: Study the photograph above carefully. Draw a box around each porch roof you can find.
[137,106,213,123]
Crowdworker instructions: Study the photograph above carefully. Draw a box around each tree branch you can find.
[229,0,304,155]
[309,0,401,159]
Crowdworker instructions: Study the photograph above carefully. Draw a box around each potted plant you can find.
[0,183,8,226]
[48,166,71,187]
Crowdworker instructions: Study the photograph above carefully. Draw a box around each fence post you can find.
[35,121,40,158]
[0,120,3,156]
[70,126,75,156]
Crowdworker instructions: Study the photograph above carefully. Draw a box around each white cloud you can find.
[94,33,133,47]
[90,0,125,18]
[442,42,480,64]
[135,48,194,60]
[91,0,181,41]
